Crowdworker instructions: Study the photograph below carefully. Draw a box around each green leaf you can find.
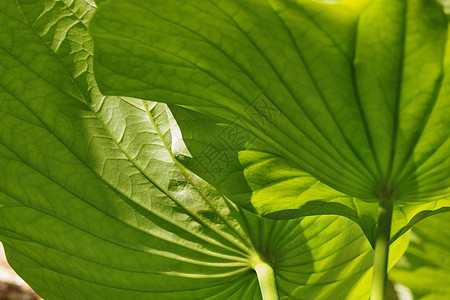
[169,106,379,243]
[390,212,450,300]
[0,0,409,299]
[90,0,450,244]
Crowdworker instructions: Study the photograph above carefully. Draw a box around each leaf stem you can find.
[253,259,279,300]
[370,190,395,300]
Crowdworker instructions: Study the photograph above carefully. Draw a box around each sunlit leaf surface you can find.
[90,0,450,245]
[0,0,410,299]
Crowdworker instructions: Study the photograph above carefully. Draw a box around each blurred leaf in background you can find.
[390,212,450,300]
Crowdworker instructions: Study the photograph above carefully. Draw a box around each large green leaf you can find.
[90,0,450,245]
[169,106,380,243]
[0,0,408,299]
[389,212,450,300]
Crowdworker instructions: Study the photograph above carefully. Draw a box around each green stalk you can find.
[253,259,279,300]
[370,192,394,300]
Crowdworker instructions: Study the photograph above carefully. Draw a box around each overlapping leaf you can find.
[90,0,450,245]
[170,106,381,243]
[0,0,409,299]
[390,212,450,300]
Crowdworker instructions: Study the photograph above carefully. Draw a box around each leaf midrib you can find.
[6,0,252,261]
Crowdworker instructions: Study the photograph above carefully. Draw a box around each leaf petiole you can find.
[370,190,395,300]
[253,256,279,300]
